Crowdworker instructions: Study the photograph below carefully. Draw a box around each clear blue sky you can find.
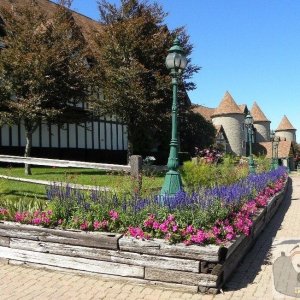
[71,0,299,141]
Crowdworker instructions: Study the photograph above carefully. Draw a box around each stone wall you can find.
[254,121,270,142]
[212,114,245,156]
[275,130,296,143]
[0,179,289,294]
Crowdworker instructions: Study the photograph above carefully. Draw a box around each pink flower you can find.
[14,211,28,223]
[153,221,160,230]
[0,208,8,215]
[190,230,207,244]
[186,225,195,234]
[93,220,108,230]
[226,233,235,240]
[172,225,178,232]
[128,226,149,239]
[32,218,41,225]
[93,220,101,230]
[167,214,175,222]
[109,210,119,221]
[212,226,221,236]
[80,220,89,231]
[159,222,169,233]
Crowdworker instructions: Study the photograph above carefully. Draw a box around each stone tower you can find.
[275,115,297,142]
[250,101,271,142]
[212,91,245,156]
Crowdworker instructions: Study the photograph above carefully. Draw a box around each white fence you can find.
[0,155,131,172]
[0,154,140,191]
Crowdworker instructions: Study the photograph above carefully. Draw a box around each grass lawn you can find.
[0,166,164,203]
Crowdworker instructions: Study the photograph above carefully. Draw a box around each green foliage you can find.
[181,157,249,190]
[254,155,272,173]
[0,0,98,173]
[180,110,216,154]
[94,0,200,156]
[0,197,46,219]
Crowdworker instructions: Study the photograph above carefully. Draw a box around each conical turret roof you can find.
[212,91,244,117]
[276,115,296,131]
[250,101,270,122]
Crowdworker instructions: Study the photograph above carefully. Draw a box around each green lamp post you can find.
[161,38,187,196]
[274,137,279,169]
[245,113,256,174]
[270,130,276,170]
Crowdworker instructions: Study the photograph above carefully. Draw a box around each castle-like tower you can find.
[250,101,271,142]
[275,115,297,142]
[212,91,245,156]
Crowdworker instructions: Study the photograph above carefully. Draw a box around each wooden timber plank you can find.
[119,237,220,262]
[8,260,198,293]
[0,236,9,247]
[0,222,121,250]
[145,267,219,287]
[0,246,144,278]
[10,238,200,272]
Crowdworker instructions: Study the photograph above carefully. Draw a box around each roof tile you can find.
[276,115,296,131]
[192,105,215,121]
[255,141,294,158]
[212,91,244,117]
[251,101,270,122]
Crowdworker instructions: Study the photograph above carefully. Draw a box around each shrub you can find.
[181,156,249,190]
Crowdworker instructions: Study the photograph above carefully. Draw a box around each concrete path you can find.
[0,174,299,300]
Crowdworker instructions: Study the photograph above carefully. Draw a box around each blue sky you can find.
[71,0,299,141]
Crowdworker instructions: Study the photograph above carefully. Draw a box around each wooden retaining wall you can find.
[0,179,289,294]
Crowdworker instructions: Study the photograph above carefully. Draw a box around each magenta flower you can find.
[159,222,169,233]
[153,221,160,230]
[109,210,119,221]
[80,220,89,231]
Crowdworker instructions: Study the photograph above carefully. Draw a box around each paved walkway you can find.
[0,174,299,300]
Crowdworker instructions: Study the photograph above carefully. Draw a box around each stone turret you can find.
[275,115,297,142]
[212,91,245,156]
[250,101,271,142]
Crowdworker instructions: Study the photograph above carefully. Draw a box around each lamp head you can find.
[165,37,187,73]
[245,113,253,126]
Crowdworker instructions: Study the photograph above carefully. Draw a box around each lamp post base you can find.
[160,170,183,196]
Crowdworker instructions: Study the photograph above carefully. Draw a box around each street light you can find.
[273,136,279,169]
[161,38,187,196]
[270,130,276,170]
[245,113,255,173]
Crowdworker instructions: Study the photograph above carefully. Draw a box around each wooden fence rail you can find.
[0,154,145,190]
[0,155,131,172]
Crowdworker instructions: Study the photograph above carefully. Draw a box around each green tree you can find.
[93,0,200,160]
[0,0,97,174]
[179,110,216,155]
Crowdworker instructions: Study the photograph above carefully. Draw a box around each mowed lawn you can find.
[0,166,164,202]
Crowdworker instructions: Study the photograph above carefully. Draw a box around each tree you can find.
[179,110,216,155]
[0,0,97,174]
[93,0,200,160]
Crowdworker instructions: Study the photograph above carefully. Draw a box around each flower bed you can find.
[0,168,289,293]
